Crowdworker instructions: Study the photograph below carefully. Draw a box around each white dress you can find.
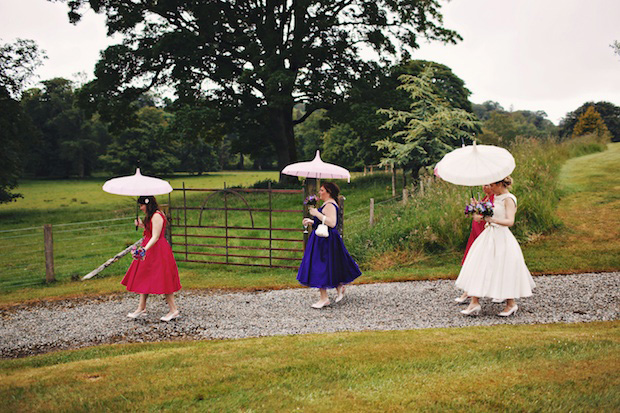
[455,193,535,299]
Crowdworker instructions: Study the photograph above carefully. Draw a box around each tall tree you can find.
[56,0,460,181]
[0,39,45,202]
[22,78,109,177]
[0,39,46,99]
[316,59,474,170]
[559,101,620,142]
[572,106,610,138]
[375,65,480,184]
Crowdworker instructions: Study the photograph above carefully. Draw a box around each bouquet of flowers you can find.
[464,198,494,217]
[303,195,318,207]
[131,246,146,261]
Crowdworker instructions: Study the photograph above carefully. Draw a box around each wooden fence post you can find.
[44,224,55,283]
[369,198,375,227]
[402,188,408,205]
[363,165,367,176]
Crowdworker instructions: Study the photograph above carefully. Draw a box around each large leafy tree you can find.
[99,106,179,175]
[55,0,460,180]
[375,65,480,184]
[22,78,109,177]
[559,101,620,142]
[572,106,610,138]
[0,39,45,202]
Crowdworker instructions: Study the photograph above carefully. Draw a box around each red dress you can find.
[461,194,495,265]
[121,211,181,294]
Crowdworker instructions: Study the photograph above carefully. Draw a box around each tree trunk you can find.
[269,106,298,184]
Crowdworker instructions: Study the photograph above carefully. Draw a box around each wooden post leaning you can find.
[44,224,55,283]
[82,239,143,280]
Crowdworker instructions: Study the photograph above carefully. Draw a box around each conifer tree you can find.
[374,65,480,184]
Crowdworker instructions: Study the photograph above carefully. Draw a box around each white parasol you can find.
[103,168,173,196]
[281,150,351,182]
[435,142,515,186]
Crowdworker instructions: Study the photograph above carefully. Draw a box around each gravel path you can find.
[1,272,618,358]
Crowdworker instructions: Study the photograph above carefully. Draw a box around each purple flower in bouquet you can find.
[464,199,494,217]
[303,195,318,206]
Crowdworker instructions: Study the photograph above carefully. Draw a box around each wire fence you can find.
[0,189,412,293]
[0,216,139,292]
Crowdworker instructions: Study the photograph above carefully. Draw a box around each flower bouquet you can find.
[131,246,146,261]
[303,195,318,207]
[303,195,318,234]
[464,199,494,217]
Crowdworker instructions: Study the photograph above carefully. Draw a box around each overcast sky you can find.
[1,0,618,124]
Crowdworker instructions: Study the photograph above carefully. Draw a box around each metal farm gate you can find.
[168,183,305,269]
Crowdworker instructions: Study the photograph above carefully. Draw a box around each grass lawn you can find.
[521,142,620,273]
[1,321,618,411]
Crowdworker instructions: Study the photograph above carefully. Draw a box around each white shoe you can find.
[311,300,330,309]
[492,298,505,303]
[454,295,469,304]
[127,309,146,319]
[498,305,518,317]
[460,305,481,316]
[160,310,180,322]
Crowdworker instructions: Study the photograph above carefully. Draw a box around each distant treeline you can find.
[12,74,619,181]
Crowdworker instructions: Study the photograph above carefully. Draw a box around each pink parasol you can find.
[103,168,173,230]
[281,150,351,182]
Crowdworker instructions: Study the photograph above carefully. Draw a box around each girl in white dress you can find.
[455,176,535,316]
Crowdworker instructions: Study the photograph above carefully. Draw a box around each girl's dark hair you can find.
[321,182,340,200]
[137,196,159,225]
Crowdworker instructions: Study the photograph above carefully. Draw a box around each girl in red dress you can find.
[122,196,181,321]
[455,184,494,303]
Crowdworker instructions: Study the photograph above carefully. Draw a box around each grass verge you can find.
[1,321,618,411]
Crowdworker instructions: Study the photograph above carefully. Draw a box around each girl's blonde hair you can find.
[494,176,513,188]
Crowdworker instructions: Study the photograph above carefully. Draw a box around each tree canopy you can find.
[55,0,460,180]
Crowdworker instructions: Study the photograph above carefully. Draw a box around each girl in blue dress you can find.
[297,182,362,308]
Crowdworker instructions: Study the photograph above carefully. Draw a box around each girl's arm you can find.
[485,198,516,227]
[143,213,164,251]
[309,203,337,228]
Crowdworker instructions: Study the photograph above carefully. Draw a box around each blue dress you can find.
[297,202,362,289]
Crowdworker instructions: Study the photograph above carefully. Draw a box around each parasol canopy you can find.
[281,150,351,182]
[435,142,515,186]
[103,168,173,196]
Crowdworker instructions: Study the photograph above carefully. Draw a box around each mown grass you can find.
[1,322,618,411]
